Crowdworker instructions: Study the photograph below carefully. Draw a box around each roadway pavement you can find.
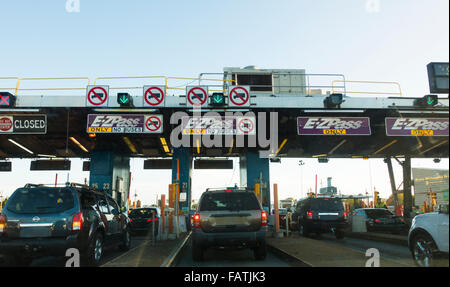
[176,240,293,267]
[319,233,415,266]
[266,232,415,267]
[0,234,148,267]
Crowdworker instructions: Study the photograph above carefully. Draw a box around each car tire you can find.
[335,229,345,240]
[119,229,131,251]
[254,242,267,261]
[192,242,204,262]
[84,232,104,267]
[299,221,309,237]
[411,233,438,267]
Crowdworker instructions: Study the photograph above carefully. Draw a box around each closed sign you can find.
[0,115,47,134]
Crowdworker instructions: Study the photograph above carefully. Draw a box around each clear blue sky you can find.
[0,0,449,204]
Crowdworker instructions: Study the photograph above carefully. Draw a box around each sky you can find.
[0,0,449,205]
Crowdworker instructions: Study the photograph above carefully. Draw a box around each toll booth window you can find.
[96,196,110,214]
[199,192,260,212]
[7,188,74,214]
[236,74,273,92]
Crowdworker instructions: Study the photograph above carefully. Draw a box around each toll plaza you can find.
[1,64,449,267]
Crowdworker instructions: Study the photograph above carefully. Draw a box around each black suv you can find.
[0,183,131,266]
[292,197,348,239]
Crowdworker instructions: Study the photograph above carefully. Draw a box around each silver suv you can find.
[191,188,268,261]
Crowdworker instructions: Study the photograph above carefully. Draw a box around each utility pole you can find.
[299,160,305,198]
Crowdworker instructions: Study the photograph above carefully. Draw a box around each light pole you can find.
[299,160,305,198]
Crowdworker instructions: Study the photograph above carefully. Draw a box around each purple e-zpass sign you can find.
[87,114,163,134]
[297,117,371,136]
[385,118,449,136]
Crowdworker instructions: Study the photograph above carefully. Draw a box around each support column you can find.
[403,156,413,219]
[89,151,130,210]
[385,158,399,208]
[240,150,271,212]
[172,147,192,214]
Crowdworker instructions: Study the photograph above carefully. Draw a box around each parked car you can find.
[191,188,268,261]
[408,204,449,267]
[350,208,408,234]
[0,183,131,266]
[292,197,348,239]
[128,207,160,236]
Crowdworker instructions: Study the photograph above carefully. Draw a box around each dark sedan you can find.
[128,208,160,236]
[350,208,407,234]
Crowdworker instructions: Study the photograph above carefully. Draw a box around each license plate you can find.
[214,217,248,226]
[20,227,51,238]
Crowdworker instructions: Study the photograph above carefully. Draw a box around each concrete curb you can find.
[345,232,409,247]
[160,232,192,267]
[266,244,313,267]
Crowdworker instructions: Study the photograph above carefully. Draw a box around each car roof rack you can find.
[23,183,44,188]
[23,182,105,194]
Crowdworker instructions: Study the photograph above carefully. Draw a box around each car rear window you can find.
[199,192,260,212]
[7,187,75,214]
[365,209,394,218]
[129,208,158,218]
[310,198,344,212]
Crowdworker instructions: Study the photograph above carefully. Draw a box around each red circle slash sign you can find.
[144,87,165,106]
[146,116,162,132]
[88,87,108,106]
[238,118,254,134]
[229,87,249,106]
[187,87,207,106]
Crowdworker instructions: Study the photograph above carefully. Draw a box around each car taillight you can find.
[261,211,267,226]
[193,213,201,228]
[147,218,153,222]
[307,211,313,220]
[375,219,380,222]
[0,215,6,233]
[72,212,83,231]
[129,219,133,223]
[343,212,348,219]
[400,218,404,222]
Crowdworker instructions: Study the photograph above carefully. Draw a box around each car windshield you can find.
[365,209,394,218]
[129,208,158,218]
[199,192,260,212]
[310,198,344,212]
[7,187,75,214]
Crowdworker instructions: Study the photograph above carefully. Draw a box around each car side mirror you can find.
[438,204,449,215]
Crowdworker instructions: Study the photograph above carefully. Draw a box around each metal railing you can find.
[94,76,166,92]
[0,73,403,98]
[14,77,91,96]
[0,77,19,92]
[332,80,403,97]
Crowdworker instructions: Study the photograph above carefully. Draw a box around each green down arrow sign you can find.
[118,93,132,106]
[211,93,225,105]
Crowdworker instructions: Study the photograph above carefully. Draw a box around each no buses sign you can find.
[0,115,47,134]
